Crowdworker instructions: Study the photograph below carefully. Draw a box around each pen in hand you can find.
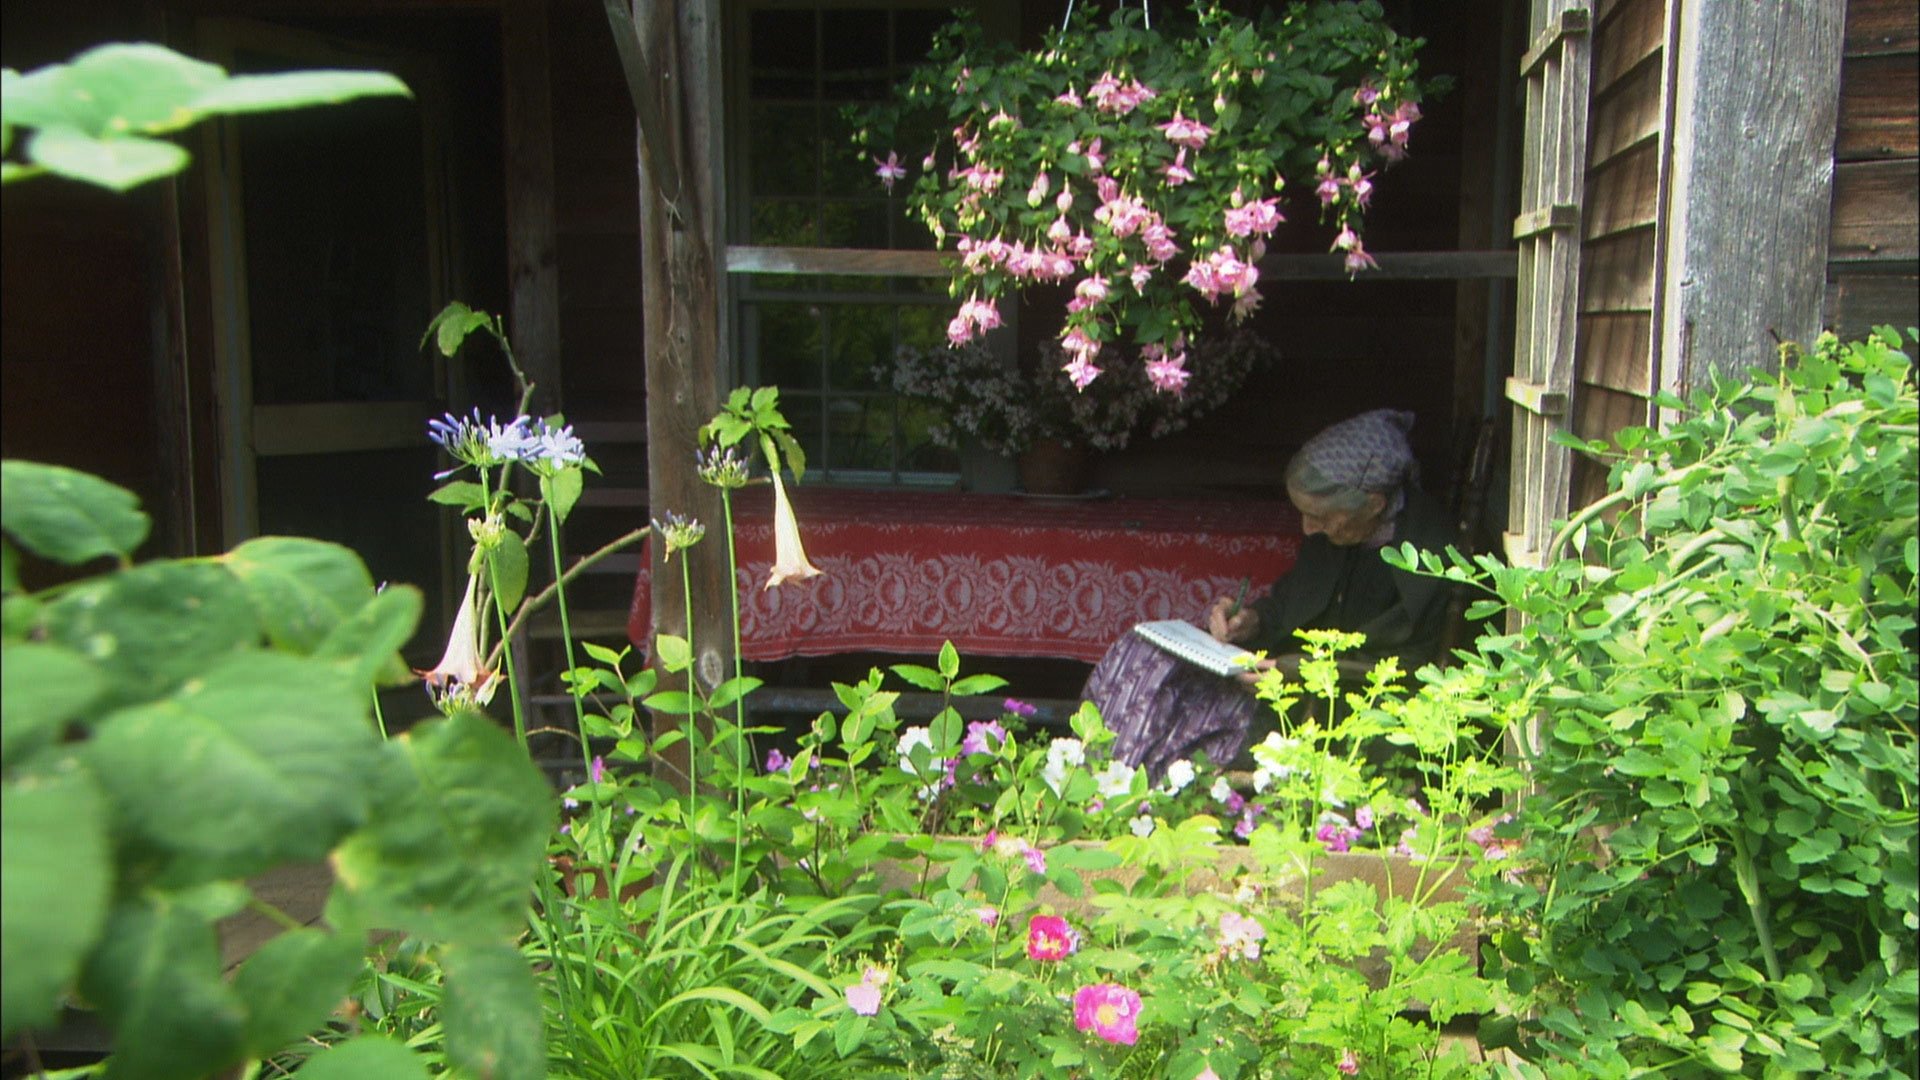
[1226,576,1250,618]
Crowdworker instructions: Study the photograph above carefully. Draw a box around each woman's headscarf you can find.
[1287,409,1419,538]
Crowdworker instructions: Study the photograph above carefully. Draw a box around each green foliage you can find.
[2,42,408,190]
[1,465,553,1078]
[1401,329,1920,1077]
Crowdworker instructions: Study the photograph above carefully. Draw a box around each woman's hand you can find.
[1207,595,1259,644]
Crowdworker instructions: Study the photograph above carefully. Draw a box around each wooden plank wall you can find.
[1570,0,1663,508]
[1824,0,1919,340]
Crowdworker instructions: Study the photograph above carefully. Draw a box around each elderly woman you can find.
[1084,409,1456,779]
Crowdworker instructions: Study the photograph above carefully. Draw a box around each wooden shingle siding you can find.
[1570,0,1664,507]
[1824,0,1919,338]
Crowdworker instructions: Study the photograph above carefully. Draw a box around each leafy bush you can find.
[1397,329,1919,1076]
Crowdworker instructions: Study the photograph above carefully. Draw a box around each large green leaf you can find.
[83,651,381,886]
[0,460,150,565]
[313,584,423,689]
[26,126,190,192]
[42,560,256,711]
[0,767,112,1041]
[5,44,219,135]
[330,710,555,944]
[293,1036,432,1080]
[224,537,375,653]
[487,532,529,613]
[1,641,104,767]
[78,892,247,1080]
[441,942,545,1080]
[189,70,411,116]
[233,927,365,1058]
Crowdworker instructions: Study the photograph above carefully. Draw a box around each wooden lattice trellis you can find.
[1505,2,1593,571]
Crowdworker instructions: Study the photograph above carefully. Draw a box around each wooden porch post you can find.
[608,0,732,789]
[1657,0,1846,391]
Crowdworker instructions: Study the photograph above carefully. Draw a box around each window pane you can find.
[826,304,895,390]
[749,199,818,245]
[826,395,892,470]
[900,398,957,471]
[755,303,824,388]
[749,9,814,99]
[822,9,890,102]
[782,393,826,468]
[748,104,819,197]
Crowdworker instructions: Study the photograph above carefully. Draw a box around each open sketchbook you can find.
[1131,620,1255,677]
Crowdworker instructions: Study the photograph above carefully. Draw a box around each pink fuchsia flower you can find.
[1072,983,1143,1045]
[1338,1047,1361,1074]
[1141,220,1179,264]
[1345,164,1375,208]
[1353,82,1381,106]
[1158,110,1214,149]
[1027,170,1051,207]
[874,150,907,192]
[1316,172,1343,206]
[1218,911,1266,960]
[1344,244,1380,274]
[1055,86,1084,108]
[765,470,823,588]
[1143,345,1191,394]
[1162,149,1194,186]
[1062,354,1103,391]
[1222,196,1284,238]
[1027,914,1080,961]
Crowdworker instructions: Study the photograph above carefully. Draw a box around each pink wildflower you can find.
[1072,983,1142,1045]
[590,755,606,784]
[1218,911,1266,960]
[873,150,907,192]
[845,981,881,1016]
[765,748,789,773]
[975,905,1000,927]
[1338,1048,1361,1074]
[1027,914,1080,961]
[1003,697,1039,718]
[1023,843,1049,876]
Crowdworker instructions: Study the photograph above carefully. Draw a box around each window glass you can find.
[735,3,1003,485]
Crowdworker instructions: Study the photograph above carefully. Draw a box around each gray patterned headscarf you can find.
[1284,409,1418,520]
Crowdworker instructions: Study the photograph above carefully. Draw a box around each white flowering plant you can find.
[886,326,1276,455]
[850,0,1436,394]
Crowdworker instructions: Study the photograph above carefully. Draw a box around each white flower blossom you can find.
[1162,759,1196,794]
[1093,761,1136,799]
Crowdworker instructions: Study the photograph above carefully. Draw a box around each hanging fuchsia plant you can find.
[849,0,1436,392]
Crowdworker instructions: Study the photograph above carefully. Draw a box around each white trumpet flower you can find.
[418,571,498,708]
[765,470,822,589]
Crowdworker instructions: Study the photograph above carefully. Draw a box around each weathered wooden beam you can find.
[502,0,563,417]
[726,244,1519,281]
[1658,0,1847,388]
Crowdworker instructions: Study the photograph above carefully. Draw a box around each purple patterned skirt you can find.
[1081,630,1265,780]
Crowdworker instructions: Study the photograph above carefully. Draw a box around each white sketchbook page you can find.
[1130,620,1254,677]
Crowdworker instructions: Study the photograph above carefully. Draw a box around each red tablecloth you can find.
[626,487,1302,663]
